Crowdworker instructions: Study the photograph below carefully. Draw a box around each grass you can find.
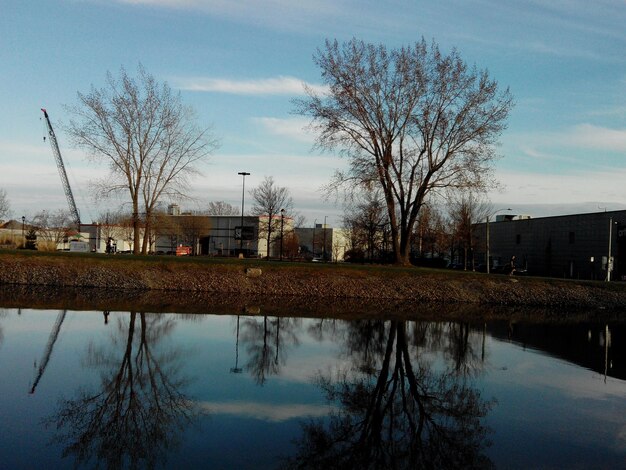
[2,248,626,293]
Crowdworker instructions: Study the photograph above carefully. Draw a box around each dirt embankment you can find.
[1,252,626,312]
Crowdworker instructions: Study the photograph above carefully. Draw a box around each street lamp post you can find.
[238,172,250,255]
[486,208,511,274]
[323,216,328,262]
[230,315,243,374]
[280,208,285,261]
[607,217,618,282]
[21,216,25,248]
[312,219,317,258]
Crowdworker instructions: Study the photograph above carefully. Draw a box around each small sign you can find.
[69,240,90,252]
[234,226,254,240]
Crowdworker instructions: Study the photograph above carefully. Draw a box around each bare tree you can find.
[177,212,211,255]
[207,200,239,215]
[447,191,490,270]
[343,190,389,262]
[296,38,513,265]
[152,209,182,253]
[283,231,300,260]
[32,209,74,251]
[250,176,293,259]
[0,189,10,222]
[66,65,219,254]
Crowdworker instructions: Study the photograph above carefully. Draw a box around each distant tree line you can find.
[342,189,491,269]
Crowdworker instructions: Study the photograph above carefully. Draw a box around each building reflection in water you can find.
[491,320,621,381]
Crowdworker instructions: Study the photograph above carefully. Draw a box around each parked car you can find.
[447,262,464,270]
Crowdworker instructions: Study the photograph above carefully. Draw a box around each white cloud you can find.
[507,124,626,163]
[173,76,328,96]
[517,146,581,165]
[198,400,333,422]
[564,124,626,152]
[253,117,316,143]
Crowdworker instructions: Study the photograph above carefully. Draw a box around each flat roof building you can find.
[473,210,626,281]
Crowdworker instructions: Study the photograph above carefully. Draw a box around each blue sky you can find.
[1,0,625,225]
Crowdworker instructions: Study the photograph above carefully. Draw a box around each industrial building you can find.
[294,224,349,262]
[473,210,626,281]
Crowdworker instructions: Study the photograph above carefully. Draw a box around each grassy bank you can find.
[1,250,626,311]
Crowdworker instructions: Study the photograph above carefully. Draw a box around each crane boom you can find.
[41,108,81,228]
[29,310,67,394]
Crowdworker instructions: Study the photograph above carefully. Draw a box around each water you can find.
[0,305,624,469]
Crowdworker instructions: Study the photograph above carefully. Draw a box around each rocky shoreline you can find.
[1,252,626,314]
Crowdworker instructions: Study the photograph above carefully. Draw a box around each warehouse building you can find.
[472,210,626,281]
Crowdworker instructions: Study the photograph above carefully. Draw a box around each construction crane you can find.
[41,108,81,229]
[29,310,67,394]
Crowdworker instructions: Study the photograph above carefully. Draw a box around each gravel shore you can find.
[2,252,626,313]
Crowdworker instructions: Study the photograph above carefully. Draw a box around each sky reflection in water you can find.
[0,308,624,469]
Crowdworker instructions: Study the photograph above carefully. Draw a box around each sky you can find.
[1,0,625,227]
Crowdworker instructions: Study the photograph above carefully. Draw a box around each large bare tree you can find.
[250,176,293,259]
[296,38,513,265]
[66,65,218,254]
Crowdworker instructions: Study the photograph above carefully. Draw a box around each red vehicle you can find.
[175,245,191,256]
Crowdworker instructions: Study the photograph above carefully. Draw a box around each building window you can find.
[516,234,521,245]
[569,231,575,244]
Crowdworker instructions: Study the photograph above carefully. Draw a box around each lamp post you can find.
[21,216,25,248]
[238,172,250,254]
[607,216,618,282]
[323,216,328,262]
[486,208,511,274]
[230,315,243,374]
[280,208,285,261]
[312,219,317,258]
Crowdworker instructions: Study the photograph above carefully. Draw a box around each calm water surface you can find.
[0,307,624,469]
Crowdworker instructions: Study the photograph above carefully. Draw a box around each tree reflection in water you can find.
[241,316,302,385]
[46,311,197,469]
[285,320,494,470]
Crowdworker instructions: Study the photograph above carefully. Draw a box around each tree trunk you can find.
[132,200,141,255]
[395,226,413,266]
[266,224,272,259]
[141,214,151,255]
